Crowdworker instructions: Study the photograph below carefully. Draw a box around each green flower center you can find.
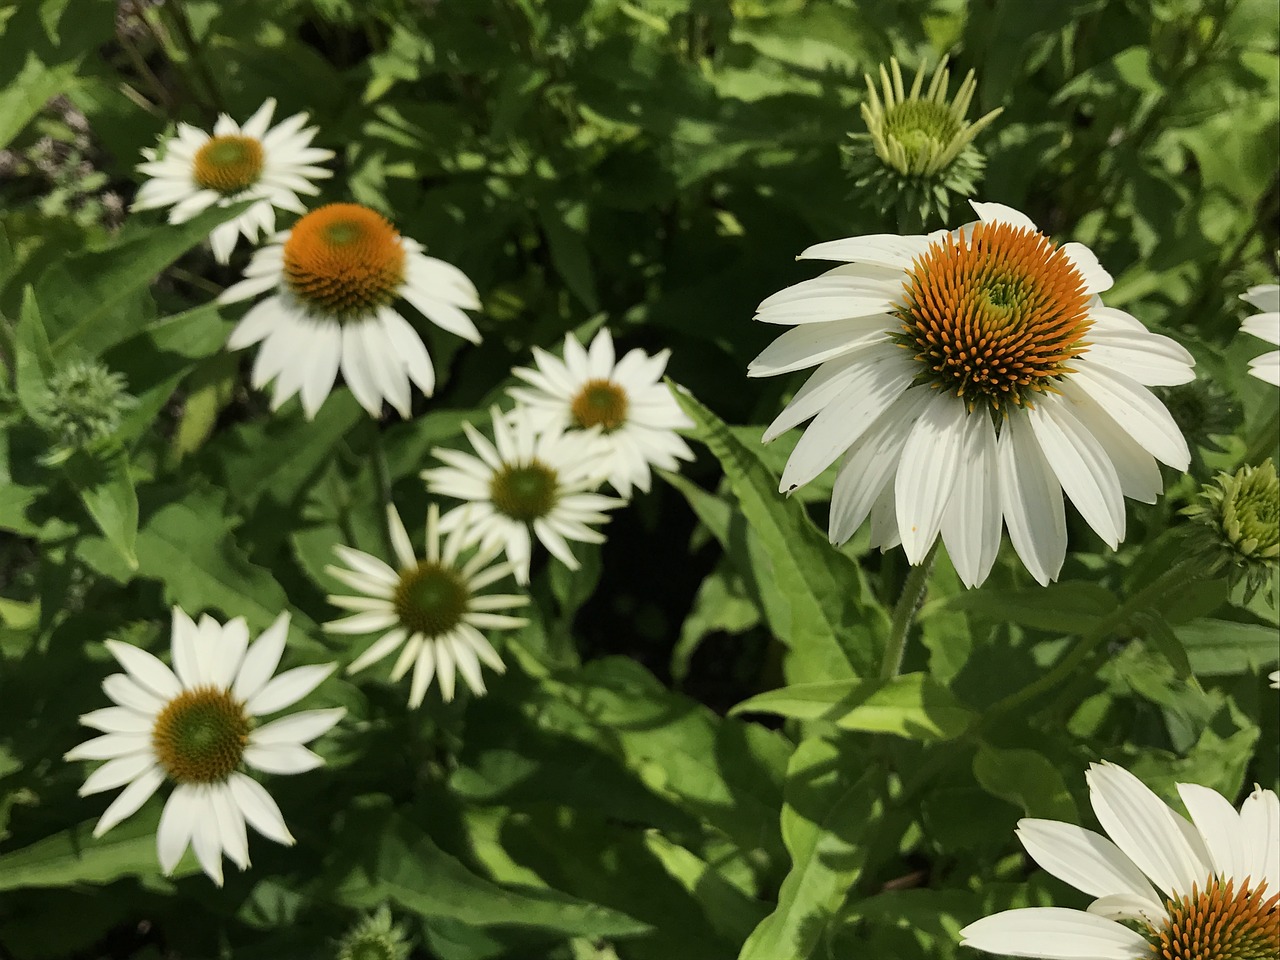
[894,220,1092,411]
[151,687,251,784]
[1145,878,1279,959]
[490,461,559,522]
[392,562,470,637]
[883,100,962,170]
[571,379,629,432]
[193,135,264,195]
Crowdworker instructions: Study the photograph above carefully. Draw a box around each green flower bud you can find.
[35,359,136,449]
[336,906,411,960]
[844,56,1003,229]
[1184,459,1280,603]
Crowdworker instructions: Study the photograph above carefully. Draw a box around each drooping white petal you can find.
[79,754,158,796]
[940,410,1002,588]
[958,908,1149,959]
[1015,819,1160,906]
[92,766,165,837]
[997,413,1067,586]
[228,772,294,846]
[157,784,200,874]
[894,391,967,563]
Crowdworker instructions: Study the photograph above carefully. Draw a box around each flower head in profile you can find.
[845,56,1002,226]
[422,406,622,584]
[960,762,1279,959]
[336,905,412,960]
[132,98,334,263]
[749,200,1195,588]
[219,202,482,419]
[1184,458,1279,604]
[508,328,694,497]
[324,503,527,707]
[1240,284,1279,386]
[64,610,343,885]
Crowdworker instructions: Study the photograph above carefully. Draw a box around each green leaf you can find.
[669,387,884,681]
[937,580,1119,634]
[13,286,54,418]
[43,201,252,357]
[1176,618,1280,676]
[738,738,882,960]
[62,448,138,569]
[972,744,1078,821]
[324,799,650,939]
[0,810,189,891]
[538,196,598,311]
[731,673,975,742]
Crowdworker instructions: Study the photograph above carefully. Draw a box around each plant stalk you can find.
[880,542,938,680]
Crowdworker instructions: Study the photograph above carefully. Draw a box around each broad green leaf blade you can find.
[13,286,54,418]
[934,580,1119,634]
[44,201,252,357]
[738,738,882,960]
[731,673,975,741]
[669,388,885,681]
[63,448,138,569]
[972,744,1079,821]
[1176,618,1280,676]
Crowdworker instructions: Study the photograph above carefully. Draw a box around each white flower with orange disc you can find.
[508,328,695,497]
[324,503,528,707]
[750,200,1195,588]
[132,98,334,263]
[219,203,482,419]
[64,609,343,886]
[960,761,1279,959]
[1240,284,1280,386]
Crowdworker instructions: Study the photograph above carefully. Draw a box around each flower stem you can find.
[370,426,396,560]
[880,542,938,680]
[985,557,1203,721]
[162,0,226,115]
[1242,407,1280,467]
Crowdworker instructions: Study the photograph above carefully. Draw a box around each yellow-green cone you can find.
[1184,459,1280,603]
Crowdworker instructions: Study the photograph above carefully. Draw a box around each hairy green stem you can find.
[986,557,1202,721]
[880,542,938,680]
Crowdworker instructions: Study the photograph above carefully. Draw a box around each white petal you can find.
[245,663,335,716]
[894,392,967,563]
[1241,312,1280,346]
[997,413,1066,585]
[346,628,409,674]
[1086,762,1212,899]
[386,505,416,569]
[1027,396,1125,549]
[191,791,225,886]
[339,320,385,416]
[66,733,151,762]
[799,233,934,270]
[211,617,251,690]
[1069,364,1189,470]
[79,754,157,796]
[78,707,152,735]
[1061,242,1113,295]
[408,640,437,708]
[1016,819,1160,904]
[251,708,345,746]
[940,410,1002,588]
[102,673,164,714]
[228,773,294,846]
[227,298,285,349]
[378,307,436,397]
[1081,331,1194,386]
[959,908,1149,959]
[157,784,199,874]
[104,640,181,700]
[92,766,164,837]
[243,742,324,774]
[1177,783,1249,884]
[299,319,343,418]
[323,609,399,635]
[1238,785,1279,894]
[232,612,290,704]
[332,545,399,586]
[170,607,202,688]
[969,200,1038,230]
[210,784,250,871]
[1057,383,1163,503]
[1241,284,1280,314]
[748,319,890,375]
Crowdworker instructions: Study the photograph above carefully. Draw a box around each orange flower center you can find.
[282,203,406,320]
[570,379,629,432]
[152,686,251,784]
[193,135,264,194]
[1147,877,1279,959]
[894,220,1091,410]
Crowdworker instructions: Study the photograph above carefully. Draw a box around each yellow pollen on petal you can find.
[193,135,264,194]
[151,686,251,784]
[894,220,1092,411]
[282,203,407,320]
[1147,877,1279,960]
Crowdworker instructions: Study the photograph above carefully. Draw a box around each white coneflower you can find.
[960,762,1278,959]
[1240,284,1280,386]
[65,610,342,886]
[132,98,333,263]
[508,328,695,497]
[219,202,482,419]
[324,504,527,707]
[750,200,1195,588]
[421,406,622,584]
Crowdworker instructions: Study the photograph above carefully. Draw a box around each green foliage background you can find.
[0,0,1277,957]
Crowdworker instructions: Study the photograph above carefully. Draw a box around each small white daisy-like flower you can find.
[1240,284,1280,386]
[750,200,1196,588]
[219,202,482,420]
[1270,669,1279,690]
[64,610,343,886]
[132,98,334,263]
[421,406,623,585]
[324,503,528,707]
[960,761,1279,959]
[508,328,695,497]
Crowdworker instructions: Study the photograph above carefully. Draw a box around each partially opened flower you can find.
[750,200,1195,587]
[220,202,482,419]
[132,98,333,263]
[324,503,527,706]
[508,328,695,497]
[65,610,343,886]
[422,406,622,584]
[959,762,1279,959]
[1240,284,1280,386]
[1184,458,1279,604]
